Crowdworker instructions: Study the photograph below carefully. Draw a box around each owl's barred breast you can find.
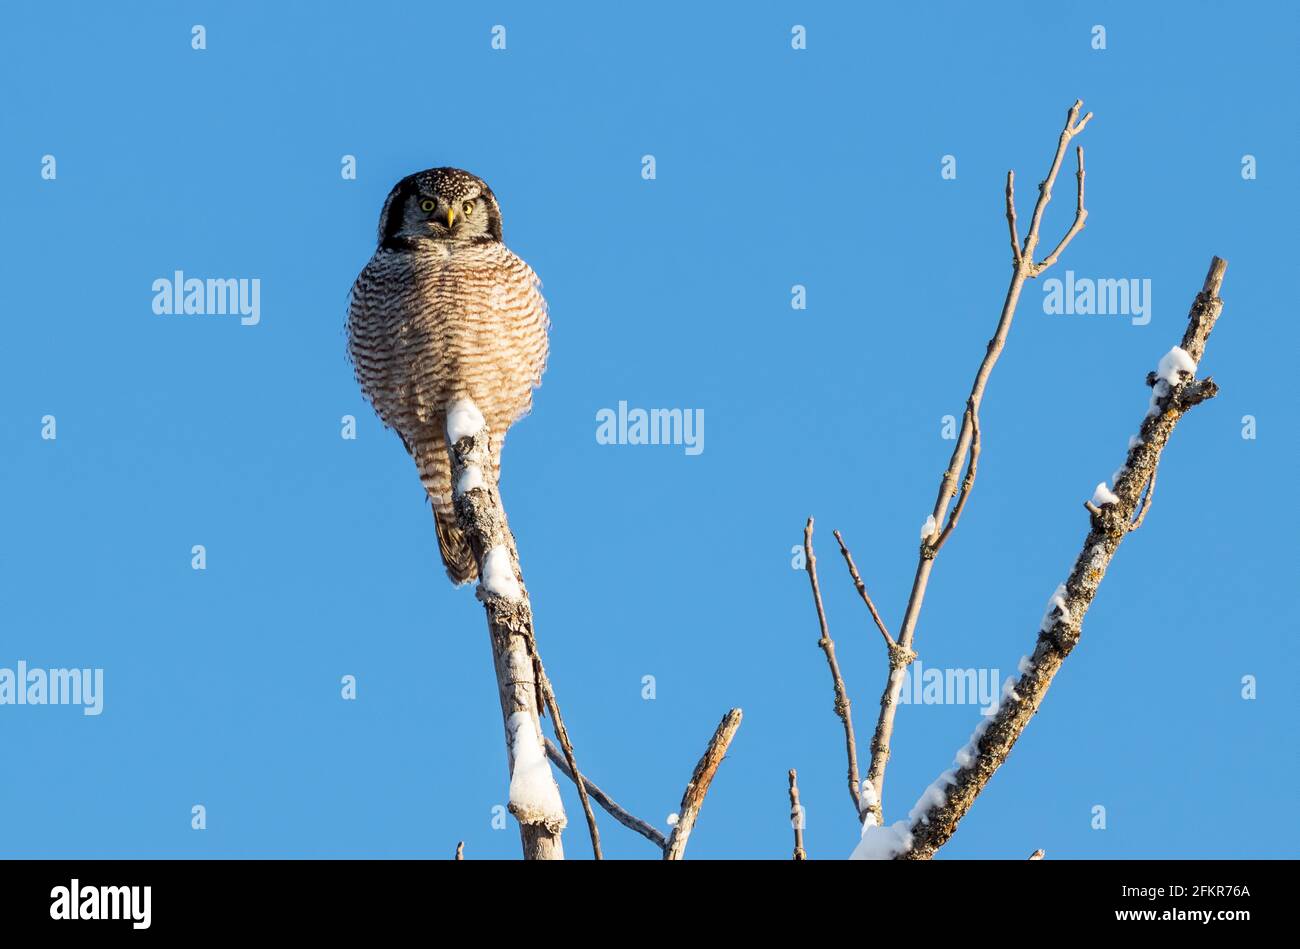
[347,240,549,504]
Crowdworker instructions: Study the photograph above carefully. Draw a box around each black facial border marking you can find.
[377,168,505,248]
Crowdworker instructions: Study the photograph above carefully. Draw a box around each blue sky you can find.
[1,1,1295,859]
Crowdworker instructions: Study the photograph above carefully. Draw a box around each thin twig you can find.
[832,530,895,647]
[537,671,603,859]
[933,405,981,553]
[788,769,807,860]
[1005,170,1021,265]
[544,737,667,850]
[663,709,743,860]
[898,258,1227,859]
[864,100,1093,821]
[803,518,862,818]
[1128,461,1159,531]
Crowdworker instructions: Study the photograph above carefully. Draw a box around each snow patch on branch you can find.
[481,545,522,600]
[1145,348,1197,419]
[446,399,486,442]
[1040,583,1071,631]
[908,770,958,826]
[1000,675,1021,704]
[954,699,999,768]
[861,778,879,810]
[455,464,484,497]
[850,820,913,860]
[1156,346,1197,385]
[505,711,565,823]
[1091,482,1120,507]
[1146,380,1170,418]
[920,514,937,541]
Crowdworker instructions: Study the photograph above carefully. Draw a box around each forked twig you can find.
[1029,146,1088,277]
[862,100,1095,821]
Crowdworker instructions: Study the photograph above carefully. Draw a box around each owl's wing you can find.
[492,247,551,426]
[347,249,413,437]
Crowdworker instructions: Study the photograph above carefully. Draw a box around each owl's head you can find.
[377,167,504,247]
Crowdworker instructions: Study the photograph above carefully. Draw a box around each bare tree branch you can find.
[803,518,862,817]
[865,100,1094,821]
[544,738,667,850]
[663,709,743,860]
[788,769,807,860]
[895,257,1228,860]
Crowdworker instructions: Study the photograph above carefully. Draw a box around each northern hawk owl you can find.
[348,167,549,584]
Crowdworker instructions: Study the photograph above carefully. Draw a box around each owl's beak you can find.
[445,207,456,229]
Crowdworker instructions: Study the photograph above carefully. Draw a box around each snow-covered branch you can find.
[446,398,579,859]
[450,399,743,860]
[872,257,1228,860]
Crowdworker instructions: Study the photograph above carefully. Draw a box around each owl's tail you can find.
[411,439,480,586]
[434,504,478,586]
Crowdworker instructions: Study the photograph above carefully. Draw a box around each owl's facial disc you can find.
[379,168,504,247]
[413,191,487,241]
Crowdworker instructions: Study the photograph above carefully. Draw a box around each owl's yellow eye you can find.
[420,199,437,213]
[462,201,475,216]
